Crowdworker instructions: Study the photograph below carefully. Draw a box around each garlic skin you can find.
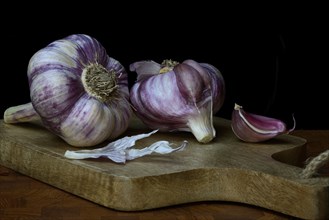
[64,130,188,163]
[4,34,132,147]
[231,103,295,142]
[129,59,225,143]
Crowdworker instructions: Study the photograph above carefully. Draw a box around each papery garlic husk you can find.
[3,34,132,147]
[64,129,188,163]
[231,103,295,142]
[129,59,225,144]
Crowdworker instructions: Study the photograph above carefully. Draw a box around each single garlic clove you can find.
[231,103,295,142]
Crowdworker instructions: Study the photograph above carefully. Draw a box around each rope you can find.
[300,149,329,178]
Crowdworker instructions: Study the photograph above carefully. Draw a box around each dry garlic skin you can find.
[129,59,225,144]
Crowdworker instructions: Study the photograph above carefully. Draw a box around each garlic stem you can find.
[4,102,40,123]
[187,108,215,143]
[159,59,179,74]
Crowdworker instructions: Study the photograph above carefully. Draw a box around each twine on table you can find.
[300,149,329,178]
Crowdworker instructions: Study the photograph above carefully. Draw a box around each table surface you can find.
[1,130,328,220]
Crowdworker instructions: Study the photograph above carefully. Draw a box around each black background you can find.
[1,9,328,130]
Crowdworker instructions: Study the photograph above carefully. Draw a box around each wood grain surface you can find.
[1,118,329,219]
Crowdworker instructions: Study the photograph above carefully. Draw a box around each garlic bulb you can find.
[129,59,225,143]
[231,103,295,142]
[4,34,132,147]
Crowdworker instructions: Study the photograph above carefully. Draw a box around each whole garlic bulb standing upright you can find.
[129,59,225,143]
[4,34,132,147]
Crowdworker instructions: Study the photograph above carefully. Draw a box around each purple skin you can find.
[129,59,225,132]
[23,34,131,145]
[199,63,226,113]
[231,104,295,142]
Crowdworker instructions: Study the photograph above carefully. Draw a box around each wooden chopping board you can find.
[0,117,328,219]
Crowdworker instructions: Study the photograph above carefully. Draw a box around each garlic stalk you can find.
[129,59,225,143]
[3,34,132,147]
[231,103,295,142]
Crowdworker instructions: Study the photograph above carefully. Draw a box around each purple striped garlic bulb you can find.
[129,59,225,143]
[3,34,132,147]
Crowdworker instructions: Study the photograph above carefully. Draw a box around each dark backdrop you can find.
[2,17,328,129]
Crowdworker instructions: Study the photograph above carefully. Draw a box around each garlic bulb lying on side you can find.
[129,59,225,144]
[231,103,295,142]
[4,34,132,147]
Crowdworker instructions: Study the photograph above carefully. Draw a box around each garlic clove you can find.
[129,60,161,81]
[173,63,206,103]
[187,99,216,143]
[4,103,40,123]
[199,63,226,113]
[231,103,295,142]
